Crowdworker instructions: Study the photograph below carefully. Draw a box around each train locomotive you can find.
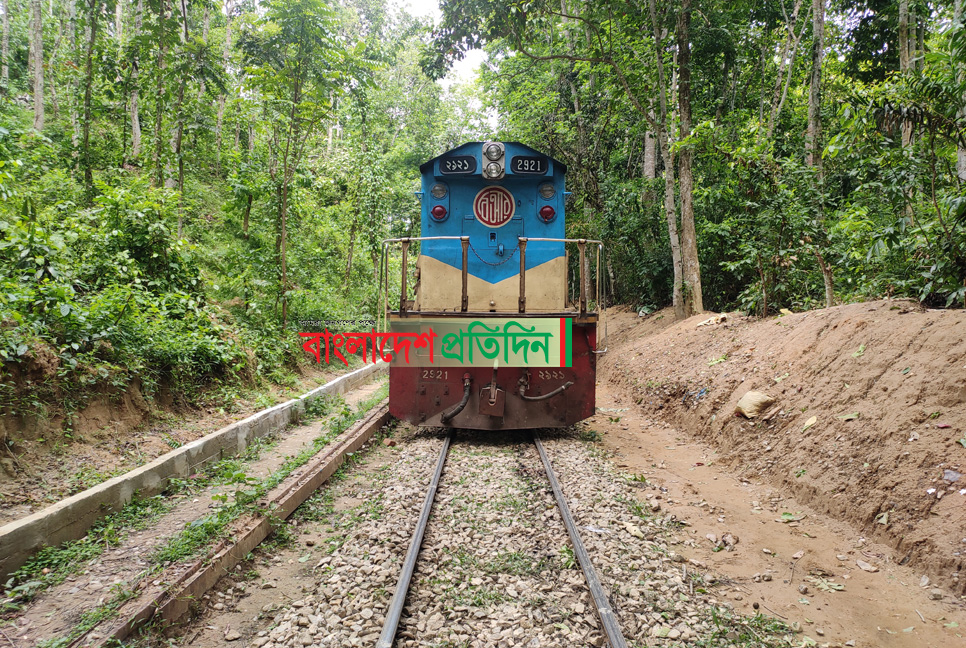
[384,141,602,430]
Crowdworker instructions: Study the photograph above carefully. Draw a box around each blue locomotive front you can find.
[386,141,601,430]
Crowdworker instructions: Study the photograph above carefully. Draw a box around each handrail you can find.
[379,236,606,335]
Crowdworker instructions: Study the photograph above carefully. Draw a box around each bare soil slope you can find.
[599,300,966,594]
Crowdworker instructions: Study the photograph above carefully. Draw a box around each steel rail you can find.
[534,434,629,648]
[376,432,453,648]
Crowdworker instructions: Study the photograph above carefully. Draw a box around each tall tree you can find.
[898,0,913,146]
[766,0,809,139]
[807,0,834,308]
[647,0,684,319]
[81,0,100,198]
[240,0,349,330]
[677,0,702,316]
[215,0,233,174]
[154,0,168,186]
[1,0,9,87]
[167,0,188,236]
[956,0,965,181]
[130,0,143,161]
[68,0,80,149]
[31,0,44,130]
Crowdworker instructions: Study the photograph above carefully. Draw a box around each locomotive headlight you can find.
[484,143,503,161]
[485,162,502,178]
[430,183,448,199]
[538,182,556,199]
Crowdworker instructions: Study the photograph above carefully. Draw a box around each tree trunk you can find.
[81,0,98,199]
[677,0,703,316]
[806,0,834,308]
[2,0,9,87]
[956,0,966,181]
[280,181,289,330]
[154,0,167,186]
[805,0,823,174]
[767,0,808,139]
[643,130,655,179]
[68,0,79,150]
[216,1,233,174]
[198,5,208,97]
[647,0,684,319]
[31,0,44,130]
[130,0,142,161]
[171,0,189,235]
[898,0,912,146]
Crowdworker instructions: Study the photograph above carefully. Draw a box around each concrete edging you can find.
[0,362,387,578]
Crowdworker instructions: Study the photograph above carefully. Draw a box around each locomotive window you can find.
[439,155,477,175]
[510,156,548,175]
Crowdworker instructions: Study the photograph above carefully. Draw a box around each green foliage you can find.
[460,0,966,315]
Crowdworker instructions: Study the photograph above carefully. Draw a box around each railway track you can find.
[376,431,628,648]
[13,392,794,647]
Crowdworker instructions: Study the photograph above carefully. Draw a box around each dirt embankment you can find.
[599,300,966,594]
[0,362,348,524]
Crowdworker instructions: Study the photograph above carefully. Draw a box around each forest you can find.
[0,0,964,421]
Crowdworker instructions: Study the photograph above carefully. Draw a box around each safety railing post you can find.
[577,239,587,316]
[400,239,410,316]
[518,238,527,313]
[461,236,469,312]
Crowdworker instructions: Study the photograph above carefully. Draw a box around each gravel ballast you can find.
[248,427,790,648]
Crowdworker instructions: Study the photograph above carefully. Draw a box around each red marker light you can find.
[431,205,447,220]
[539,205,555,222]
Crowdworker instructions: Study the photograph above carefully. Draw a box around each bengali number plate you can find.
[439,155,477,175]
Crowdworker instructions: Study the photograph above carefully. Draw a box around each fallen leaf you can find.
[874,511,890,525]
[902,367,911,375]
[803,416,817,432]
[852,344,866,358]
[837,412,860,421]
[856,559,879,572]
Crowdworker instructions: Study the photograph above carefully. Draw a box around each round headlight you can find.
[538,182,556,199]
[430,183,448,199]
[485,162,502,178]
[484,143,503,161]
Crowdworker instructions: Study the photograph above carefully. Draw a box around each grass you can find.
[1,494,170,612]
[3,377,387,643]
[34,583,138,648]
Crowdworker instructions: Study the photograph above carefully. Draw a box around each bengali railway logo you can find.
[473,186,515,228]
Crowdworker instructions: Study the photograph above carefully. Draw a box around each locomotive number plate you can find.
[510,156,548,175]
[439,155,477,175]
[473,186,515,228]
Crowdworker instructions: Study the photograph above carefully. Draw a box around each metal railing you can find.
[379,236,606,332]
